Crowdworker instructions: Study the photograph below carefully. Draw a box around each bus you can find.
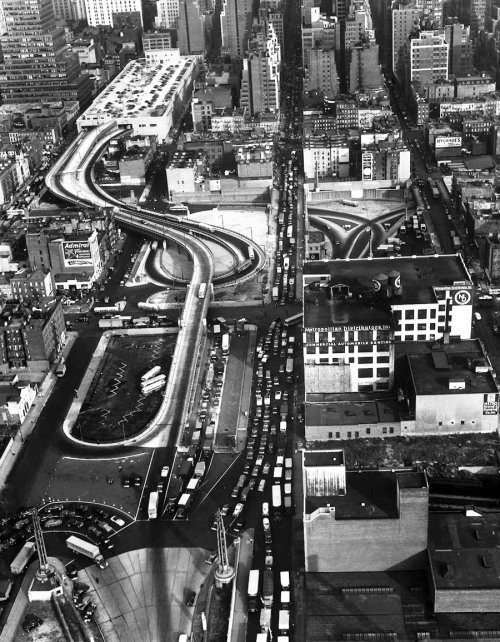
[284,313,303,327]
[141,366,161,382]
[286,358,294,374]
[198,283,207,299]
[248,245,255,260]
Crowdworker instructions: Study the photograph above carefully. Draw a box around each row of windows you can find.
[327,427,395,438]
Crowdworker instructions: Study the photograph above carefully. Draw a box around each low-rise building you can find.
[303,449,429,572]
[0,377,37,426]
[10,268,55,301]
[166,150,206,195]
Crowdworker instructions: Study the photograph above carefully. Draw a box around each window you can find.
[417,334,426,340]
[336,432,340,438]
[438,315,445,323]
[359,356,373,364]
[355,431,359,438]
[377,368,390,377]
[439,421,442,426]
[418,309,427,319]
[460,420,465,425]
[417,324,426,331]
[382,427,387,434]
[347,431,351,438]
[378,356,390,363]
[358,368,373,378]
[389,427,394,434]
[430,309,436,318]
[328,432,333,438]
[405,310,415,319]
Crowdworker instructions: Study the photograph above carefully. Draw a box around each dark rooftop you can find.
[305,397,399,427]
[304,450,345,468]
[303,255,470,328]
[429,511,500,591]
[396,339,498,396]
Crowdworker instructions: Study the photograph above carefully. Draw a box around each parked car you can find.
[232,503,244,517]
[44,518,62,528]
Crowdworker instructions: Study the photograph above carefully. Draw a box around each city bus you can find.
[198,283,207,299]
[284,313,302,327]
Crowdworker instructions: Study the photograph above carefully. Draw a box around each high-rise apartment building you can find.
[407,30,448,84]
[444,20,474,76]
[0,0,91,107]
[155,0,180,29]
[83,0,143,26]
[392,3,420,80]
[177,0,205,55]
[240,21,280,115]
[52,0,87,21]
[306,48,340,98]
[220,0,253,57]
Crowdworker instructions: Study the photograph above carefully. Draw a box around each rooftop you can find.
[303,255,471,328]
[304,450,345,468]
[80,53,195,120]
[429,511,500,591]
[305,470,426,518]
[305,396,399,426]
[396,339,498,396]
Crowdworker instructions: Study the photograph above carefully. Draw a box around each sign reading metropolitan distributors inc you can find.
[62,241,93,267]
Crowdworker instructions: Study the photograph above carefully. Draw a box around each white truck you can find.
[272,484,282,510]
[247,569,260,612]
[260,607,272,632]
[148,491,159,519]
[222,333,230,354]
[10,541,35,575]
[66,536,107,569]
[278,610,290,634]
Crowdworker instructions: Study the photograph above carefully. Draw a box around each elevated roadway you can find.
[45,121,264,450]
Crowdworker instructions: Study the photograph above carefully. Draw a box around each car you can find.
[248,479,256,490]
[258,479,266,492]
[265,531,273,545]
[262,502,270,517]
[263,463,271,475]
[44,518,62,528]
[231,485,240,498]
[205,552,218,565]
[121,477,131,488]
[132,475,142,487]
[97,521,113,534]
[160,466,170,478]
[157,481,165,493]
[232,503,244,517]
[275,390,282,401]
[67,518,85,529]
[233,519,245,533]
[87,526,102,538]
[66,564,79,578]
[110,515,125,527]
[23,616,43,632]
[220,504,230,517]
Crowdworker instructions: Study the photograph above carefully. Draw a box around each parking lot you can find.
[73,335,176,442]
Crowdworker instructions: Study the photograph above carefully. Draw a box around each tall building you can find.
[444,20,474,76]
[349,41,384,91]
[52,0,87,20]
[177,0,205,55]
[220,0,253,57]
[407,29,448,84]
[83,0,143,26]
[0,0,91,107]
[240,22,281,115]
[392,3,419,80]
[155,0,180,29]
[306,48,340,99]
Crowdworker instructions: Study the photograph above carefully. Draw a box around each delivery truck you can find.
[272,484,282,510]
[260,607,272,632]
[10,541,35,575]
[194,462,206,478]
[278,610,290,634]
[66,536,107,569]
[148,491,159,519]
[262,570,274,607]
[247,569,260,612]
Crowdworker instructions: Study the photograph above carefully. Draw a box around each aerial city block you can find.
[0,0,498,639]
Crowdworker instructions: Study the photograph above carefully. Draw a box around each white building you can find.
[303,136,350,179]
[84,0,143,26]
[77,50,196,142]
[155,0,180,28]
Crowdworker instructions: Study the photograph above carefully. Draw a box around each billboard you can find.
[435,136,462,149]
[62,241,93,267]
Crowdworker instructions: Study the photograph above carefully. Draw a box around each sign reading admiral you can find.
[62,241,93,267]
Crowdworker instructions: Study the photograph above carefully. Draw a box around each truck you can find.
[280,571,290,589]
[222,333,230,355]
[285,458,292,469]
[262,570,274,607]
[141,380,165,396]
[10,541,35,575]
[66,536,108,569]
[247,569,260,612]
[148,491,159,519]
[285,358,294,374]
[205,366,214,390]
[55,361,66,377]
[260,608,272,633]
[178,493,193,510]
[194,462,206,478]
[272,287,279,302]
[452,235,462,249]
[179,458,194,478]
[141,374,166,389]
[278,610,290,634]
[274,466,283,481]
[279,420,287,434]
[281,590,291,609]
[202,437,213,457]
[272,484,282,510]
[93,301,126,314]
[280,403,289,418]
[186,478,200,492]
[198,283,207,299]
[192,430,201,446]
[167,478,183,502]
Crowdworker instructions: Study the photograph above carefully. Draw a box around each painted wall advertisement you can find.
[483,393,499,416]
[62,241,93,267]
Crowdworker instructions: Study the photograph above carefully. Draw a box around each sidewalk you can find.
[0,331,78,492]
